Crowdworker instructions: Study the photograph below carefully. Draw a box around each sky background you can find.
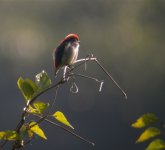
[0,0,165,149]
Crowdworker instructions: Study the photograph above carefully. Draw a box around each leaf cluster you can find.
[132,113,165,150]
[0,70,74,148]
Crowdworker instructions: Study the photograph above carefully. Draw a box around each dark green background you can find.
[0,0,165,149]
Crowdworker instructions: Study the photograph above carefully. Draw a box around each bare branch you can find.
[94,59,127,99]
[72,54,127,99]
[29,86,60,129]
[99,80,104,92]
[33,114,95,146]
[70,82,79,93]
[69,73,104,92]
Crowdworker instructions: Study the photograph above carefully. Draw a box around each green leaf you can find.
[132,113,159,128]
[33,101,49,114]
[52,111,74,129]
[26,79,38,92]
[29,122,47,140]
[29,101,49,114]
[19,124,34,140]
[35,70,51,91]
[146,139,165,150]
[17,77,38,100]
[29,105,38,114]
[0,130,18,141]
[136,127,161,143]
[27,130,34,139]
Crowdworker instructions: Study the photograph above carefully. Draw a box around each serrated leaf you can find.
[33,101,49,114]
[52,111,74,129]
[35,70,51,91]
[30,122,47,140]
[146,139,165,150]
[0,130,18,141]
[17,77,38,100]
[132,113,159,128]
[136,127,161,143]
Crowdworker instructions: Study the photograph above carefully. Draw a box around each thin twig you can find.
[94,59,127,99]
[71,54,127,99]
[29,86,60,129]
[72,54,127,99]
[48,85,60,114]
[33,114,95,146]
[70,82,79,93]
[67,55,97,74]
[69,73,104,92]
[70,73,102,83]
[74,54,96,64]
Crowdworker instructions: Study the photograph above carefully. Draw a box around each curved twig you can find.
[32,114,95,146]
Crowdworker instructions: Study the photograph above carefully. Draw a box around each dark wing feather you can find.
[55,43,65,69]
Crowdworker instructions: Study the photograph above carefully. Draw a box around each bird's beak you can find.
[77,40,80,43]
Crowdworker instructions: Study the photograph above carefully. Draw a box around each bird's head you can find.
[61,33,80,48]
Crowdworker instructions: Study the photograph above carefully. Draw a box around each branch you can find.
[69,73,104,92]
[8,53,126,149]
[94,59,127,99]
[33,114,95,146]
[12,80,66,150]
[70,54,127,99]
[29,86,60,129]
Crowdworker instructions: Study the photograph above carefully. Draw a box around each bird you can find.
[53,33,80,77]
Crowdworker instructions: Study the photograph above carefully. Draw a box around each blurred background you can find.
[0,0,165,149]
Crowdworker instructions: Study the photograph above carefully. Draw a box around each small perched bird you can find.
[53,33,80,76]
